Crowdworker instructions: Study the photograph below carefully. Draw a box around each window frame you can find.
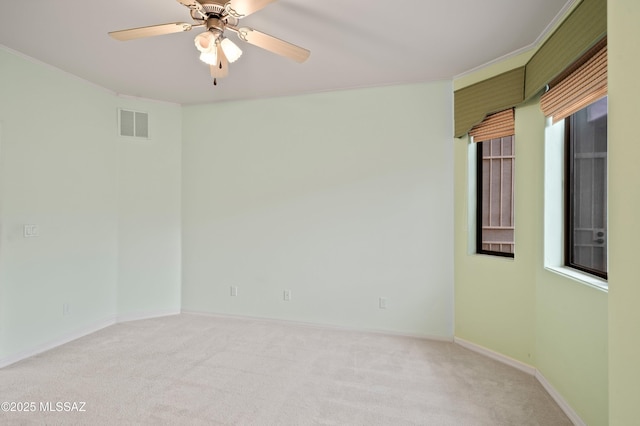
[475,137,515,258]
[563,100,608,280]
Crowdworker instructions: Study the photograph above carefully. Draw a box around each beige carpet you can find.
[1,313,571,425]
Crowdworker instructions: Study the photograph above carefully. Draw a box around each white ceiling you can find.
[0,0,572,105]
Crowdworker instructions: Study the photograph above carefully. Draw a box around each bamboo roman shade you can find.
[525,0,607,100]
[540,43,607,123]
[454,67,525,138]
[469,109,515,142]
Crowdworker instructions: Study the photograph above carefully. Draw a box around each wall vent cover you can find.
[119,109,149,139]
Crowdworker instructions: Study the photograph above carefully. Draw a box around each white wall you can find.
[0,48,182,363]
[116,99,182,320]
[182,82,454,337]
[0,49,118,359]
[0,45,452,363]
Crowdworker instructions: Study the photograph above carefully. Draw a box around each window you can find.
[469,109,516,257]
[565,96,608,279]
[540,40,607,284]
[476,136,515,257]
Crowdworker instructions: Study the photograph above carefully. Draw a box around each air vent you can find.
[119,109,149,139]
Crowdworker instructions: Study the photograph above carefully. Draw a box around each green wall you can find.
[455,1,640,424]
[454,100,539,365]
[608,0,640,424]
[454,58,608,426]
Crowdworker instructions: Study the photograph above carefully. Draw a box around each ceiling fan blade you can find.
[231,27,310,63]
[176,0,208,19]
[109,23,195,41]
[226,0,278,18]
[210,43,229,78]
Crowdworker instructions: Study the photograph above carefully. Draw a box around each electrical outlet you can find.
[23,224,39,238]
[63,303,71,316]
[379,297,387,309]
[230,286,238,297]
[283,290,292,301]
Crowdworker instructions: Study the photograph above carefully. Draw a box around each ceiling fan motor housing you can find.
[191,0,239,26]
[206,17,226,36]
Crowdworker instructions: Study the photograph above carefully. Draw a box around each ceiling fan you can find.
[109,0,310,85]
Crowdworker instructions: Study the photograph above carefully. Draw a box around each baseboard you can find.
[181,309,454,342]
[0,315,116,369]
[453,337,536,375]
[116,309,181,323]
[454,337,586,426]
[535,370,587,426]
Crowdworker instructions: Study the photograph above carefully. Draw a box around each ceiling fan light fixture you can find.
[194,31,218,65]
[221,37,242,63]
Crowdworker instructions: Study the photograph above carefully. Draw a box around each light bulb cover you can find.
[221,38,243,63]
[194,32,215,52]
[199,51,218,65]
[195,32,218,65]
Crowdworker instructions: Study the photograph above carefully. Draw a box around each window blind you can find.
[524,0,606,100]
[540,43,607,123]
[454,68,525,138]
[469,109,515,142]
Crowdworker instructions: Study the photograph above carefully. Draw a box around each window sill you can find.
[474,253,515,262]
[544,265,608,292]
